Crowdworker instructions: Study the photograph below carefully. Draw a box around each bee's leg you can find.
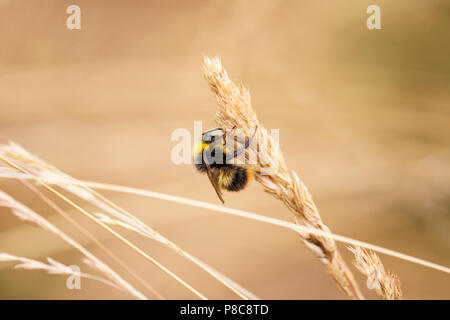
[226,126,258,161]
[202,127,225,137]
[222,126,238,148]
[224,125,237,140]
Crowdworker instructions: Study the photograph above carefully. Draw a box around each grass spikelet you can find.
[201,55,364,299]
[0,253,121,290]
[349,247,402,300]
[0,190,148,299]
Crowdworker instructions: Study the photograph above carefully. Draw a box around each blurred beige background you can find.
[0,0,449,299]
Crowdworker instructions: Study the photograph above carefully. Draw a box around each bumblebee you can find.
[193,126,257,204]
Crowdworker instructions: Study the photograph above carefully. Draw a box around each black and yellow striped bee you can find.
[193,126,257,204]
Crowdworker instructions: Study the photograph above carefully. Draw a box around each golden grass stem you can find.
[83,189,253,300]
[0,144,257,300]
[19,179,164,299]
[78,180,450,275]
[0,190,147,299]
[2,165,449,275]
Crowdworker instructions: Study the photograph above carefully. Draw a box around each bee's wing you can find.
[204,162,225,204]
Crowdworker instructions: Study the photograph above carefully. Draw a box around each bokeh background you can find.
[0,0,449,299]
